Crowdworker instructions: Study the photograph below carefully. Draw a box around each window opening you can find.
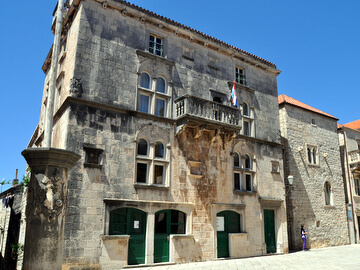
[235,67,247,86]
[149,35,163,56]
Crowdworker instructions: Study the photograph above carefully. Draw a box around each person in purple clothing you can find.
[301,224,308,251]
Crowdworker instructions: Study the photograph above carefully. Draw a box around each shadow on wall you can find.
[281,136,315,251]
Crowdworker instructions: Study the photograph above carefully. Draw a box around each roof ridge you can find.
[278,94,338,120]
[115,0,277,69]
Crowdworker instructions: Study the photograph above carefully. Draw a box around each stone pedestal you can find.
[21,148,80,270]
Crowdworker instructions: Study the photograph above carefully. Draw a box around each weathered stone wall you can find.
[31,0,288,268]
[279,105,349,250]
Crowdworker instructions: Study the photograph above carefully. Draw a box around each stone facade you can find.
[28,0,288,269]
[338,121,360,244]
[0,182,23,270]
[279,95,349,250]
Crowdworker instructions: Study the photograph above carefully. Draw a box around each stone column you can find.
[21,148,80,270]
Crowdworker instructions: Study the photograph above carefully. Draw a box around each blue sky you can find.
[0,0,359,190]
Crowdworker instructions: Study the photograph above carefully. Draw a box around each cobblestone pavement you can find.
[128,245,360,270]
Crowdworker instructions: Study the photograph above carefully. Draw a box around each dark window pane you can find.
[234,173,240,190]
[308,148,312,163]
[139,94,149,113]
[244,121,250,136]
[155,142,164,158]
[246,174,252,191]
[156,78,166,93]
[245,155,251,169]
[155,98,165,117]
[137,163,147,183]
[154,165,164,184]
[140,73,150,89]
[234,153,240,167]
[137,139,148,155]
[155,212,167,233]
[171,224,185,234]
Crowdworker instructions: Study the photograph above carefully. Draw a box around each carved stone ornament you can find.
[28,171,67,224]
[70,77,82,97]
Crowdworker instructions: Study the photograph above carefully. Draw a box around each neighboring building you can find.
[338,120,360,244]
[279,94,349,250]
[27,0,288,269]
[0,178,23,270]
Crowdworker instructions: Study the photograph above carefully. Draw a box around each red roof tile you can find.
[278,94,338,120]
[116,0,277,69]
[341,119,360,130]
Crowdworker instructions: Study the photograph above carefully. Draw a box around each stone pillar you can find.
[21,148,80,270]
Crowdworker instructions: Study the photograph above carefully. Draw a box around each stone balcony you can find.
[174,95,241,136]
[349,149,360,172]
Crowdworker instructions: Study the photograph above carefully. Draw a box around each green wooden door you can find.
[154,210,186,263]
[109,208,147,265]
[264,209,276,253]
[217,211,241,258]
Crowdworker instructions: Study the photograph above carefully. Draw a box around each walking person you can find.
[301,224,308,251]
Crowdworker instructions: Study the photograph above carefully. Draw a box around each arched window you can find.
[324,182,332,205]
[155,142,165,158]
[137,139,148,156]
[243,102,250,117]
[140,73,151,89]
[156,77,166,93]
[233,152,240,168]
[245,154,251,170]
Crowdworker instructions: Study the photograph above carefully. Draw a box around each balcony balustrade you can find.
[174,95,241,129]
[349,150,360,170]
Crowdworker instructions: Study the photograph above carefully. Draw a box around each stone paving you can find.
[128,245,360,270]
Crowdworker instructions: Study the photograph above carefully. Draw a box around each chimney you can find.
[12,169,19,186]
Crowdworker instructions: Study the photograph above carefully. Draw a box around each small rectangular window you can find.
[149,34,163,56]
[244,121,251,136]
[235,67,247,86]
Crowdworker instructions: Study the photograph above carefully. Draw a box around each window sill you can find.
[84,163,102,169]
[308,163,320,168]
[134,183,169,190]
[324,205,336,209]
[182,55,194,61]
[271,171,281,174]
[136,49,175,66]
[234,190,257,196]
[189,174,203,179]
[228,81,255,93]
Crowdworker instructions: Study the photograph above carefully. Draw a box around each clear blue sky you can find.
[1,0,359,190]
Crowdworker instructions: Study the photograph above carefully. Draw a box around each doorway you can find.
[264,209,276,253]
[154,210,186,263]
[216,211,241,258]
[109,208,147,265]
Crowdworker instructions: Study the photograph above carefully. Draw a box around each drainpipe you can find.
[340,128,357,243]
[43,0,64,147]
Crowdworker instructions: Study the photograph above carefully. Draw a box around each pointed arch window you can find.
[233,153,255,192]
[242,102,253,137]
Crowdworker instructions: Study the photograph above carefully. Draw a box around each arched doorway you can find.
[109,208,147,265]
[217,210,241,258]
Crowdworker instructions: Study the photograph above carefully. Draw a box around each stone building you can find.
[26,0,288,268]
[278,94,349,250]
[338,120,360,244]
[0,177,23,270]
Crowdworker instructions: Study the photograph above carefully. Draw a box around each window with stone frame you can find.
[235,66,247,86]
[354,178,360,196]
[307,145,318,165]
[138,72,170,117]
[233,152,255,192]
[136,139,168,185]
[83,146,103,168]
[324,181,332,205]
[149,34,163,57]
[242,102,253,137]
